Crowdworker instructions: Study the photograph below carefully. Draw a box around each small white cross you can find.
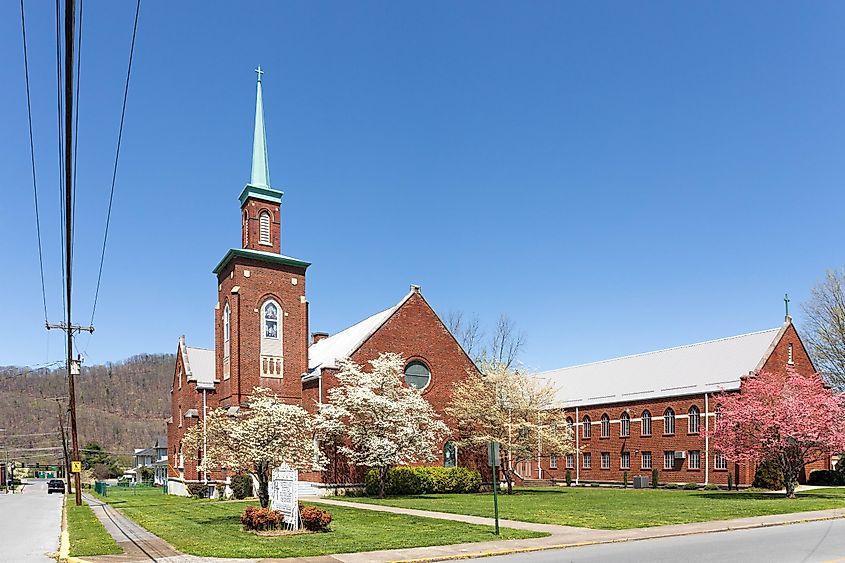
[255,65,264,82]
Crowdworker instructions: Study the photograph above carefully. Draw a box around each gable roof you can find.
[306,290,415,374]
[179,336,216,386]
[540,325,785,408]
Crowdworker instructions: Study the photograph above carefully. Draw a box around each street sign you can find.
[487,441,500,467]
[71,461,82,473]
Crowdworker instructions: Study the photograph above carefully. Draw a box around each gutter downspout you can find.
[575,406,580,485]
[202,388,208,486]
[704,392,709,485]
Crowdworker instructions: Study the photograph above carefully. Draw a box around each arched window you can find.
[688,405,700,434]
[404,360,431,390]
[443,441,457,468]
[582,415,591,438]
[260,299,282,377]
[223,303,230,357]
[664,408,675,435]
[259,210,271,245]
[566,417,574,432]
[620,412,630,437]
[600,414,610,438]
[641,410,652,436]
[242,210,249,246]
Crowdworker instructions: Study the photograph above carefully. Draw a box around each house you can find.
[126,437,169,485]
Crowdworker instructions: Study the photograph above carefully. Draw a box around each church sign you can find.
[270,464,299,530]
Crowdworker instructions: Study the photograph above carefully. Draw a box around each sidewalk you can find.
[78,492,845,563]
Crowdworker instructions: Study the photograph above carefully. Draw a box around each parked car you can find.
[47,479,65,494]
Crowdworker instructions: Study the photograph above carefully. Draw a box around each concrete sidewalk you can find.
[78,492,845,563]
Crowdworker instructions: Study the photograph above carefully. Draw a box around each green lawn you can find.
[337,487,845,530]
[95,487,543,558]
[66,500,122,557]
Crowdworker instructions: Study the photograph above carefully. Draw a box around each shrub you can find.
[240,506,284,531]
[230,474,253,500]
[565,469,572,487]
[808,469,845,486]
[623,471,628,489]
[683,482,699,490]
[753,459,784,490]
[651,468,659,488]
[187,483,209,498]
[299,504,332,532]
[727,472,733,491]
[703,483,719,490]
[364,467,482,496]
[664,483,679,489]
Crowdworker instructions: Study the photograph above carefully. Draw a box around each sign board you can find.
[71,461,82,473]
[270,464,299,530]
[487,442,500,468]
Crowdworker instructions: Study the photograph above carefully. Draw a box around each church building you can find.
[167,70,479,494]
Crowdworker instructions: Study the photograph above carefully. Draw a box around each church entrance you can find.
[515,460,532,479]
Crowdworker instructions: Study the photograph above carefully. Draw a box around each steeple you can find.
[250,66,270,188]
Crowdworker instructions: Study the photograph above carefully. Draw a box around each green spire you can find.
[250,66,270,188]
[239,66,283,208]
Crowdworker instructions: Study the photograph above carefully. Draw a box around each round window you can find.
[404,360,431,390]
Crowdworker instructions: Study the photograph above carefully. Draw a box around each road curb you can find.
[393,512,845,562]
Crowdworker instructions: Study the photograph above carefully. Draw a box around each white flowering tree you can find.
[183,387,322,508]
[316,353,449,497]
[447,361,574,494]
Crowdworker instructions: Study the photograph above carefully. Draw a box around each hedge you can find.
[808,469,845,486]
[365,466,481,496]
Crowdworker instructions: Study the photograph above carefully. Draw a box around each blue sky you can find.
[2,1,844,371]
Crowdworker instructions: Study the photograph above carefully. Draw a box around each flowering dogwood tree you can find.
[316,353,449,498]
[447,362,574,494]
[183,387,322,508]
[711,368,845,498]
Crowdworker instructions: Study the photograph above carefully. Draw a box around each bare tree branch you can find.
[802,269,845,389]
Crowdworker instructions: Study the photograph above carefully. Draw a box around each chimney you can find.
[312,332,329,344]
[410,284,421,293]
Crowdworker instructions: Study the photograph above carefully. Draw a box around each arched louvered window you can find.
[259,210,271,245]
[223,303,230,358]
[664,408,675,435]
[620,412,630,437]
[582,415,591,438]
[688,405,700,434]
[600,414,610,438]
[641,410,652,436]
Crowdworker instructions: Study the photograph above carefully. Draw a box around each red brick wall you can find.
[215,257,308,408]
[302,289,481,483]
[167,347,210,481]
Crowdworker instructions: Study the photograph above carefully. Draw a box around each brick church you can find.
[167,71,479,494]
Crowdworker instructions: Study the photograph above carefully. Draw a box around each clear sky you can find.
[2,1,844,372]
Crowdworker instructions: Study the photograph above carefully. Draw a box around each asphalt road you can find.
[0,479,63,562]
[468,518,845,563]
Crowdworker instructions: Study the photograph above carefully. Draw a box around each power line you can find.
[90,0,141,327]
[71,0,84,259]
[19,0,48,325]
[54,0,67,341]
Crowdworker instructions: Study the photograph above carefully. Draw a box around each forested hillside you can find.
[0,354,174,464]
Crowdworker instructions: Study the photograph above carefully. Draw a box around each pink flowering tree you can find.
[711,368,845,498]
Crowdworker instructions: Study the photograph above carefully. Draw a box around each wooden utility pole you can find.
[56,399,72,493]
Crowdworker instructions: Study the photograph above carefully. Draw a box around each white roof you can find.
[540,326,784,408]
[307,291,413,373]
[181,340,216,385]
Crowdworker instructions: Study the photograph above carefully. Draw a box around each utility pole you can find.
[56,399,72,493]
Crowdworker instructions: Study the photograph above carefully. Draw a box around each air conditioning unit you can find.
[674,451,687,459]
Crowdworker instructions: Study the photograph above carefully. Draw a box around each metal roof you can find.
[539,325,785,408]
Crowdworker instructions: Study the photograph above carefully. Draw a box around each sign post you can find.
[270,464,299,530]
[487,442,500,536]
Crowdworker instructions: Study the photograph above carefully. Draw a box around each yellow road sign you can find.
[71,461,82,473]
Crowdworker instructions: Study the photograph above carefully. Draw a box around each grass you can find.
[337,486,845,530]
[66,499,122,557]
[95,487,544,558]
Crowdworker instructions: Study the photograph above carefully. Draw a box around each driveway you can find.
[0,479,63,562]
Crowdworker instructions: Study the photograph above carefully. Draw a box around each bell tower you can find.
[213,67,310,409]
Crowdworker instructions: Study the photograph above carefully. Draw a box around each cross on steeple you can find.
[784,293,790,320]
[255,65,264,83]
